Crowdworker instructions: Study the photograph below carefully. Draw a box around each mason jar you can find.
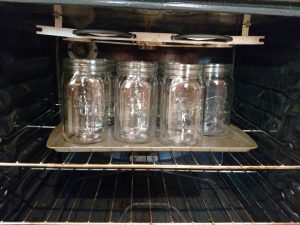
[203,64,233,136]
[114,61,158,143]
[62,59,108,144]
[160,63,205,146]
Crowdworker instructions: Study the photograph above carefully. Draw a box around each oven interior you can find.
[0,2,300,224]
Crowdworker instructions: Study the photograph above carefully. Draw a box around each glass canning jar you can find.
[203,64,233,136]
[114,61,158,143]
[160,63,205,146]
[62,59,109,144]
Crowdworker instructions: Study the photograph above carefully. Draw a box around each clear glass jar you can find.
[160,63,205,146]
[114,61,158,143]
[62,59,108,144]
[203,64,233,136]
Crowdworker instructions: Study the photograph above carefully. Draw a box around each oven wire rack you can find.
[1,170,299,224]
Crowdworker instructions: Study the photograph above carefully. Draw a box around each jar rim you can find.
[160,62,203,78]
[204,63,233,74]
[117,61,158,69]
[64,58,115,65]
[64,58,115,71]
[117,61,158,75]
[160,62,203,71]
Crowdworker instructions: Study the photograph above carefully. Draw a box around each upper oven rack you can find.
[0,148,300,171]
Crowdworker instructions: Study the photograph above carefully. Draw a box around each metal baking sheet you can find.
[47,123,257,152]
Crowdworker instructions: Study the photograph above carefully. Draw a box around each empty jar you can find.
[114,61,158,143]
[62,59,108,144]
[203,64,233,136]
[160,63,205,146]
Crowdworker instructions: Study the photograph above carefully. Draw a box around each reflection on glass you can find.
[62,59,109,143]
[204,64,233,136]
[160,63,205,146]
[114,61,157,143]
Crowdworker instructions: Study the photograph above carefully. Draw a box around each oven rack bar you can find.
[232,110,294,149]
[0,149,299,170]
[0,162,299,170]
[4,109,56,140]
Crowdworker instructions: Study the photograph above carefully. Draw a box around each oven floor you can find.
[1,170,298,224]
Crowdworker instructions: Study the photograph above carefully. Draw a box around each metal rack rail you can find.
[1,170,299,224]
[0,147,300,170]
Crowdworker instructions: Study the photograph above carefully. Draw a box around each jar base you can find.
[204,129,230,137]
[114,132,153,144]
[159,137,199,146]
[64,133,105,144]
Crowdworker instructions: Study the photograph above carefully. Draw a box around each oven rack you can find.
[0,146,300,171]
[1,170,299,224]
